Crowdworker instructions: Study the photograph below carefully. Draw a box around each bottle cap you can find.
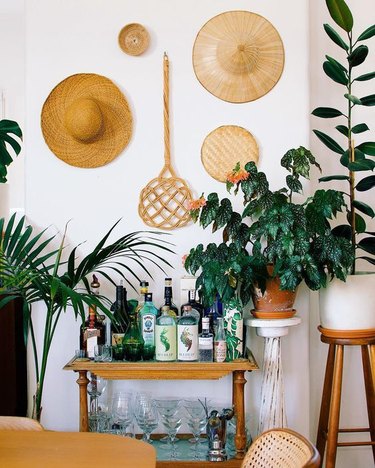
[161,305,170,313]
[202,317,209,323]
[145,293,153,301]
[140,280,149,287]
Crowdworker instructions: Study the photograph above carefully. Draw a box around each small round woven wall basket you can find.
[118,23,150,56]
[201,125,259,182]
[41,73,132,168]
[193,10,285,103]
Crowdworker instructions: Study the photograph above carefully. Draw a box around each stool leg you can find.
[316,343,336,466]
[362,344,375,463]
[326,344,344,468]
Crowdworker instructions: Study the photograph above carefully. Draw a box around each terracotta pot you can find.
[319,273,375,335]
[251,266,297,319]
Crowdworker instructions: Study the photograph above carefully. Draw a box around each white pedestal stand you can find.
[246,316,301,435]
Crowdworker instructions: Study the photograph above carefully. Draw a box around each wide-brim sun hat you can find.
[41,73,132,168]
[193,10,285,103]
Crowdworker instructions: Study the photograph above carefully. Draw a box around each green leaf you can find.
[352,123,369,134]
[358,237,375,254]
[326,0,353,32]
[340,148,366,168]
[286,175,303,193]
[312,107,343,118]
[360,94,375,106]
[326,55,348,73]
[348,45,369,67]
[356,142,375,156]
[323,60,348,85]
[319,175,350,182]
[348,159,375,171]
[336,125,349,137]
[353,200,375,218]
[356,175,375,192]
[344,94,362,105]
[357,24,375,41]
[354,213,367,233]
[313,129,344,154]
[355,71,375,82]
[323,23,349,50]
[332,224,352,239]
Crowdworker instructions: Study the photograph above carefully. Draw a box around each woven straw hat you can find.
[201,125,259,182]
[118,23,150,56]
[41,73,132,168]
[193,10,285,103]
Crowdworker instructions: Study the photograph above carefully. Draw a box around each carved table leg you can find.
[76,370,89,432]
[233,370,247,459]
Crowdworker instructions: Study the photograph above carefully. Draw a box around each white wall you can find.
[309,1,375,467]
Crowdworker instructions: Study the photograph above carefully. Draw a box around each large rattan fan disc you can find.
[118,23,150,56]
[193,11,285,103]
[201,125,259,182]
[41,73,132,168]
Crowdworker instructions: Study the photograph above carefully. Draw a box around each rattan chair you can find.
[0,416,44,431]
[241,428,320,468]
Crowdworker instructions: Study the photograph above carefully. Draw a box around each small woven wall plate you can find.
[201,125,259,182]
[118,23,150,56]
[193,10,285,103]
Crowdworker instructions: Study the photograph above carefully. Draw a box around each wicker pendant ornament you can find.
[41,73,132,168]
[118,23,150,56]
[193,10,285,103]
[201,125,259,182]
[138,53,192,230]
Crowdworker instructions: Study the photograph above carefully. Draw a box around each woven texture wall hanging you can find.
[138,53,192,230]
[193,10,285,103]
[41,73,132,168]
[201,125,259,182]
[118,23,150,56]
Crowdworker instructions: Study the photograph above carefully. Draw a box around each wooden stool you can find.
[316,327,375,468]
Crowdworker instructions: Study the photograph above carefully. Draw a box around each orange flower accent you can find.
[182,254,188,267]
[226,168,249,184]
[188,197,206,211]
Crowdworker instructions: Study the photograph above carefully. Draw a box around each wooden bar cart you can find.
[64,353,258,467]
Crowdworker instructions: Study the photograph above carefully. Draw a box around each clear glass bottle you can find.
[135,280,149,313]
[214,317,227,363]
[180,289,204,332]
[110,284,130,346]
[199,317,213,362]
[123,309,144,361]
[155,306,177,361]
[177,308,198,361]
[138,292,158,360]
[159,277,179,317]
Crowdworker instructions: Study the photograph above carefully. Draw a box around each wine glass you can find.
[155,399,182,460]
[154,398,181,446]
[87,373,106,415]
[111,392,134,436]
[184,399,208,459]
[134,398,159,444]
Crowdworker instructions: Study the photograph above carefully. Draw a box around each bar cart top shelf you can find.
[63,353,258,380]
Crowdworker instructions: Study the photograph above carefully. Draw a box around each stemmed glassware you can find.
[87,373,107,432]
[134,394,159,444]
[183,399,208,459]
[154,398,182,460]
[111,392,134,436]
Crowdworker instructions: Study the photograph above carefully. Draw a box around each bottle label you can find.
[199,336,213,350]
[112,332,125,346]
[177,324,198,361]
[214,340,227,363]
[155,325,176,361]
[141,314,155,346]
[86,333,98,358]
[223,301,243,360]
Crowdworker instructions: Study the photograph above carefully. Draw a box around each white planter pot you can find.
[319,274,375,330]
[0,183,9,221]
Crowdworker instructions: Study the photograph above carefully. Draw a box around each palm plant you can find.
[0,214,173,421]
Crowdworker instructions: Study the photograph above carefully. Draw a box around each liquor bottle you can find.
[177,308,198,361]
[182,304,201,327]
[205,294,223,336]
[214,317,227,363]
[138,292,158,360]
[159,278,179,317]
[123,308,144,362]
[199,317,213,362]
[155,306,177,361]
[80,275,105,359]
[135,280,149,313]
[181,289,204,332]
[110,284,130,346]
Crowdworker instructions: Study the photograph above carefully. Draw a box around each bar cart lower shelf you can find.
[63,353,258,466]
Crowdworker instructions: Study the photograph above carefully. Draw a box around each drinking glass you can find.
[134,398,159,444]
[87,373,106,415]
[154,398,181,445]
[155,399,182,459]
[111,392,134,436]
[94,344,112,362]
[183,399,208,459]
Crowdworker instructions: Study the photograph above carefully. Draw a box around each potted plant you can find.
[185,147,353,319]
[0,214,173,421]
[312,0,375,330]
[0,119,22,218]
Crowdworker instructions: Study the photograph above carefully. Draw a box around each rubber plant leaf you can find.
[352,200,375,218]
[357,24,375,41]
[313,129,344,154]
[348,45,369,67]
[356,176,375,192]
[352,123,369,133]
[335,125,349,137]
[311,107,343,118]
[356,142,375,156]
[355,71,375,82]
[323,23,349,50]
[358,237,375,254]
[323,60,348,85]
[319,175,350,182]
[326,0,353,32]
[360,94,375,106]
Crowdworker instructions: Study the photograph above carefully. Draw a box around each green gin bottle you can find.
[139,292,158,360]
[155,306,177,361]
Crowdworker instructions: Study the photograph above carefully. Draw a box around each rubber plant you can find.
[184,147,354,308]
[0,120,22,183]
[312,0,375,273]
[0,214,173,421]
